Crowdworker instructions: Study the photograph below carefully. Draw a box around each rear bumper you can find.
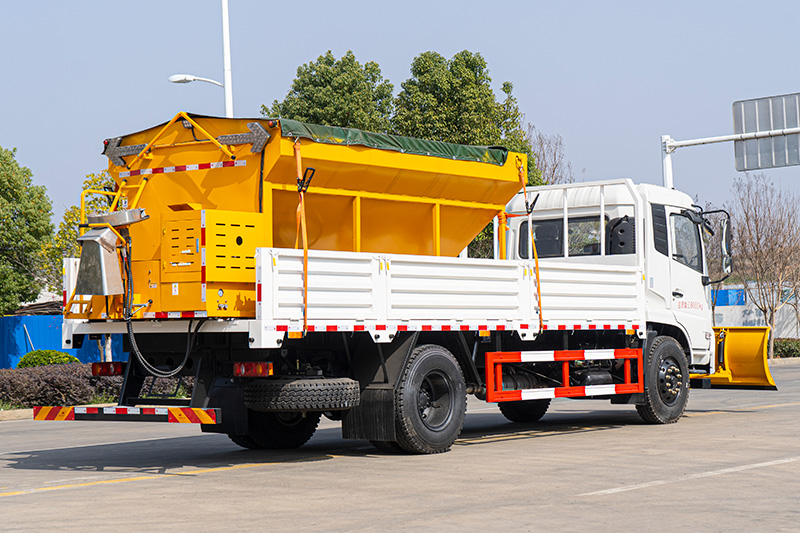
[33,406,221,424]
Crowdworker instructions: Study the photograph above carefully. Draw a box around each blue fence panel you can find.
[712,289,746,306]
[0,316,125,369]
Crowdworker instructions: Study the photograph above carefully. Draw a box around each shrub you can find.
[0,364,95,406]
[774,338,800,358]
[0,363,194,408]
[17,350,80,368]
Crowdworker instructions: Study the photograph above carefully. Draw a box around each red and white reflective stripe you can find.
[200,247,207,302]
[518,384,625,400]
[96,407,166,415]
[516,348,620,363]
[542,323,640,331]
[498,348,638,363]
[69,406,219,424]
[264,322,539,334]
[151,311,208,319]
[200,210,207,246]
[118,160,245,178]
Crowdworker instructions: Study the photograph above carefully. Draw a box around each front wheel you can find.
[636,336,689,424]
[394,344,467,454]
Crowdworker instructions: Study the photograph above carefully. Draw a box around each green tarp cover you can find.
[277,119,508,166]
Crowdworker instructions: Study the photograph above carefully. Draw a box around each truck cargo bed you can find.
[249,248,645,348]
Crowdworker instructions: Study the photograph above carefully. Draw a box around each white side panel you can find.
[537,260,643,324]
[268,249,380,322]
[62,258,83,349]
[255,249,539,325]
[253,247,643,329]
[385,256,529,321]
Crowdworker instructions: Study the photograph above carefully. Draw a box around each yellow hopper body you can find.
[68,113,525,320]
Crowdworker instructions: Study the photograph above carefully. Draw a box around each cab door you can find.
[666,207,713,360]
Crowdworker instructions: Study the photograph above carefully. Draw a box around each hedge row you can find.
[0,364,193,409]
[774,338,800,358]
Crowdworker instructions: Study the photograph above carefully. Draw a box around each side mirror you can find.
[681,208,704,225]
[721,218,732,273]
[702,210,733,284]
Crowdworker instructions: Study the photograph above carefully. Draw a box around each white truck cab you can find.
[505,179,719,372]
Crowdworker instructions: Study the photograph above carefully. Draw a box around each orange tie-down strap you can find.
[33,406,220,424]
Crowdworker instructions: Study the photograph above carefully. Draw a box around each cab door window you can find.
[669,213,702,272]
[519,217,605,259]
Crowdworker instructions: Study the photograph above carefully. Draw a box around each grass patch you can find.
[0,399,23,411]
[89,391,119,405]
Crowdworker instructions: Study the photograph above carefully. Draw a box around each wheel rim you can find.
[416,370,454,431]
[275,412,304,427]
[657,356,683,405]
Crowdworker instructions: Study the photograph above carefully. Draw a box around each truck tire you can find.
[249,410,321,449]
[228,434,261,449]
[394,344,467,454]
[636,336,689,424]
[244,377,360,412]
[498,399,551,423]
[370,440,405,453]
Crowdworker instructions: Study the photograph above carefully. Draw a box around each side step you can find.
[33,406,221,424]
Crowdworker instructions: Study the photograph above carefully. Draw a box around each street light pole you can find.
[221,0,233,118]
[169,1,233,117]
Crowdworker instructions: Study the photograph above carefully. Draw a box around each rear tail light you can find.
[92,362,125,376]
[233,362,274,377]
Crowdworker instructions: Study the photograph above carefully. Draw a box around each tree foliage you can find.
[393,51,537,184]
[267,49,551,259]
[40,171,115,292]
[730,174,800,359]
[0,147,53,315]
[392,51,538,258]
[264,50,394,133]
[529,125,574,185]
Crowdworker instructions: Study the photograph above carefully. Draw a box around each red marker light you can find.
[91,362,125,376]
[233,362,274,377]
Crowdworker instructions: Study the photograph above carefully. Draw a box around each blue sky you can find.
[2,1,799,222]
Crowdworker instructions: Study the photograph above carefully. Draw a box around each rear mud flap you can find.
[691,327,777,390]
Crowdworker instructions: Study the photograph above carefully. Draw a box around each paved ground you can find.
[1,360,798,532]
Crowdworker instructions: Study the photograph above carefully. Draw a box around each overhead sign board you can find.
[733,93,800,171]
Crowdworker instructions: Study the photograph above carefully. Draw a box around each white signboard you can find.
[733,93,800,171]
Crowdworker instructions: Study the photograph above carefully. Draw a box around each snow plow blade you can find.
[691,327,777,390]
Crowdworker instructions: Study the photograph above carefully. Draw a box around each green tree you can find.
[264,50,394,133]
[40,171,114,292]
[0,147,54,314]
[393,50,538,185]
[394,51,539,257]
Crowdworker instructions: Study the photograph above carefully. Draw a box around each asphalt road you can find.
[2,361,799,532]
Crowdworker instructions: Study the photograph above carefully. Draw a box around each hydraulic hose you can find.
[122,236,204,378]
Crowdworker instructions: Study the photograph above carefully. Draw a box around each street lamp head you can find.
[168,74,196,84]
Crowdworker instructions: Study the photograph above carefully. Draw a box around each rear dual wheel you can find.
[228,410,321,450]
[377,344,466,455]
